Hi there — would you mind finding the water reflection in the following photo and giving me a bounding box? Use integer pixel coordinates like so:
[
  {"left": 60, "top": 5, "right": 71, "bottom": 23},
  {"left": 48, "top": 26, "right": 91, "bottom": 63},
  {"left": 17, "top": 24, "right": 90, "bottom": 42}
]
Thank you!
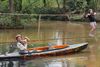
[
  {"left": 0, "top": 61, "right": 17, "bottom": 67},
  {"left": 0, "top": 60, "right": 27, "bottom": 67},
  {"left": 26, "top": 56, "right": 88, "bottom": 67},
  {"left": 86, "top": 38, "right": 99, "bottom": 67},
  {"left": 8, "top": 61, "right": 14, "bottom": 67},
  {"left": 0, "top": 56, "right": 88, "bottom": 67},
  {"left": 45, "top": 61, "right": 67, "bottom": 67}
]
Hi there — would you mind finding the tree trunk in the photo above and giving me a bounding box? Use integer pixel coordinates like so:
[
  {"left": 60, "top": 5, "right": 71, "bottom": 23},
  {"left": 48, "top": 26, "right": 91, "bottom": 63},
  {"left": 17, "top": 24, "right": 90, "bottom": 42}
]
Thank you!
[
  {"left": 43, "top": 0, "right": 47, "bottom": 7},
  {"left": 8, "top": 0, "right": 14, "bottom": 12},
  {"left": 0, "top": 0, "right": 1, "bottom": 10},
  {"left": 56, "top": 0, "right": 60, "bottom": 9},
  {"left": 63, "top": 0, "right": 66, "bottom": 8},
  {"left": 63, "top": 0, "right": 67, "bottom": 13},
  {"left": 8, "top": 0, "right": 23, "bottom": 28},
  {"left": 14, "top": 0, "right": 22, "bottom": 28}
]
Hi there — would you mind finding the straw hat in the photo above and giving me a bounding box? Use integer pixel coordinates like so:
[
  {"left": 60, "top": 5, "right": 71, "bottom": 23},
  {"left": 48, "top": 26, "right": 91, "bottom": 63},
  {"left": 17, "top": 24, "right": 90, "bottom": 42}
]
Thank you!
[
  {"left": 16, "top": 34, "right": 22, "bottom": 40},
  {"left": 16, "top": 34, "right": 21, "bottom": 37}
]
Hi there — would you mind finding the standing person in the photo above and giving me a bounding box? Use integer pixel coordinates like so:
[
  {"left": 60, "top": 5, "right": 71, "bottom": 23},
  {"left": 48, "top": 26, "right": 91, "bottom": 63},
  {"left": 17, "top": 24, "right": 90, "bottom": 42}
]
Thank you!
[
  {"left": 16, "top": 34, "right": 30, "bottom": 54},
  {"left": 85, "top": 9, "right": 97, "bottom": 37}
]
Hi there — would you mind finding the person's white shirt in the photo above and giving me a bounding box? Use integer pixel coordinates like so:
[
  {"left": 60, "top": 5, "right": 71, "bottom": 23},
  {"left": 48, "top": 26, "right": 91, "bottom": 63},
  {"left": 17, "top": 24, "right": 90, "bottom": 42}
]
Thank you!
[{"left": 17, "top": 42, "right": 27, "bottom": 50}]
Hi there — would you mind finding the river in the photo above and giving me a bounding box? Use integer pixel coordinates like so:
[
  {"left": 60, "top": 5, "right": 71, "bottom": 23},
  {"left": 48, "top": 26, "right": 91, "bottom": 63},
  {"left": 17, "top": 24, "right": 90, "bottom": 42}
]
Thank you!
[{"left": 0, "top": 21, "right": 100, "bottom": 67}]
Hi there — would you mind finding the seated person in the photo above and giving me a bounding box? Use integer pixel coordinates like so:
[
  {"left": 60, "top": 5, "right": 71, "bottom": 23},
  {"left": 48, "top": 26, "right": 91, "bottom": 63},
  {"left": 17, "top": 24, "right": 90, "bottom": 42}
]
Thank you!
[{"left": 16, "top": 34, "right": 30, "bottom": 54}]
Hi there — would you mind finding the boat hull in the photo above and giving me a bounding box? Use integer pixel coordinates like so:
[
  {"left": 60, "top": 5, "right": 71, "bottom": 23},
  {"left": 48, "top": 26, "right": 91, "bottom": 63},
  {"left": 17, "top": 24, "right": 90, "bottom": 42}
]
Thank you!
[{"left": 0, "top": 43, "right": 88, "bottom": 61}]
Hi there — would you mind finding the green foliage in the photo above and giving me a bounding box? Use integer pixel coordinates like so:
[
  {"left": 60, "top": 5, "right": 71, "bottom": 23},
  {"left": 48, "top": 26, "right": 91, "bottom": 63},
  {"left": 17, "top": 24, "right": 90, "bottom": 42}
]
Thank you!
[
  {"left": 0, "top": 16, "right": 11, "bottom": 28},
  {"left": 33, "top": 7, "right": 62, "bottom": 14},
  {"left": 14, "top": 0, "right": 22, "bottom": 12},
  {"left": 0, "top": 0, "right": 100, "bottom": 13},
  {"left": 67, "top": 0, "right": 87, "bottom": 13},
  {"left": 0, "top": 15, "right": 24, "bottom": 28},
  {"left": 87, "top": 0, "right": 98, "bottom": 10},
  {"left": 0, "top": 0, "right": 9, "bottom": 12}
]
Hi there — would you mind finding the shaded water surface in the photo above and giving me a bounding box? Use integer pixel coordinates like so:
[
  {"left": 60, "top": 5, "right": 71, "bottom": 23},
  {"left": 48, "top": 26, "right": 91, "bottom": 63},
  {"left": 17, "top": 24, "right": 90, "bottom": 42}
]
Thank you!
[{"left": 0, "top": 21, "right": 100, "bottom": 67}]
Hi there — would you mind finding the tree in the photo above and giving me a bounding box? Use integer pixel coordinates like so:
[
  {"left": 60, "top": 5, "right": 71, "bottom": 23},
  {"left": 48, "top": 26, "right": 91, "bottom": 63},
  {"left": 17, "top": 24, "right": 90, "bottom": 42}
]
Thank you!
[
  {"left": 8, "top": 0, "right": 23, "bottom": 28},
  {"left": 43, "top": 0, "right": 47, "bottom": 7},
  {"left": 67, "top": 0, "right": 87, "bottom": 13},
  {"left": 56, "top": 0, "right": 60, "bottom": 9},
  {"left": 63, "top": 0, "right": 67, "bottom": 13},
  {"left": 14, "top": 0, "right": 22, "bottom": 12},
  {"left": 8, "top": 0, "right": 14, "bottom": 12},
  {"left": 86, "top": 0, "right": 99, "bottom": 10}
]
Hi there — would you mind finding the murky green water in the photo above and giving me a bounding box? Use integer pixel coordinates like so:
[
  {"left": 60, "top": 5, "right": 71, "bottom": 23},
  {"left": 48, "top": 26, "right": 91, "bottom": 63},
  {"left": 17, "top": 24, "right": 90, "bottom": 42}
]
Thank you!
[{"left": 0, "top": 21, "right": 100, "bottom": 67}]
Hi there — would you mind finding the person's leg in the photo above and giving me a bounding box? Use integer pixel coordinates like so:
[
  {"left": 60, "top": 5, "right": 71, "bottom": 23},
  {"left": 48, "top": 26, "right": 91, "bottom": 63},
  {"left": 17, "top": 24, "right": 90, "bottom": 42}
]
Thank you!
[
  {"left": 89, "top": 22, "right": 96, "bottom": 37},
  {"left": 92, "top": 22, "right": 97, "bottom": 34}
]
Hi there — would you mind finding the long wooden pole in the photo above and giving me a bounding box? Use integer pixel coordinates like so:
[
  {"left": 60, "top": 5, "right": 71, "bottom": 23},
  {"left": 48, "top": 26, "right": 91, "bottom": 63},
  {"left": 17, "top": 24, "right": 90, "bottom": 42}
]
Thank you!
[{"left": 37, "top": 14, "right": 41, "bottom": 40}]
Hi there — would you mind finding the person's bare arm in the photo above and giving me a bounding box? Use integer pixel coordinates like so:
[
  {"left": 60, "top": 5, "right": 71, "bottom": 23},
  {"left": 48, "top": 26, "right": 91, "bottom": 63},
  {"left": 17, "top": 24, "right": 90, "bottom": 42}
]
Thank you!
[
  {"left": 85, "top": 13, "right": 90, "bottom": 17},
  {"left": 94, "top": 12, "right": 96, "bottom": 15}
]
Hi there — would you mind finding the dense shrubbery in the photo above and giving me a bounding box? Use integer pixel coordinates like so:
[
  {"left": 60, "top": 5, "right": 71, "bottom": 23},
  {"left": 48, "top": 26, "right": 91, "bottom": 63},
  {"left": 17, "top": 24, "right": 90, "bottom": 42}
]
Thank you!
[
  {"left": 32, "top": 7, "right": 69, "bottom": 21},
  {"left": 33, "top": 7, "right": 63, "bottom": 14},
  {"left": 0, "top": 16, "right": 24, "bottom": 28},
  {"left": 67, "top": 0, "right": 87, "bottom": 13}
]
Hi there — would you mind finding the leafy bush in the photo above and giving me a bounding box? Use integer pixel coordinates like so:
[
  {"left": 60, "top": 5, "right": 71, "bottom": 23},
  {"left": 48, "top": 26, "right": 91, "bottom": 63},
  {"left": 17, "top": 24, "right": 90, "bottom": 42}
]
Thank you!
[
  {"left": 32, "top": 7, "right": 69, "bottom": 21},
  {"left": 32, "top": 7, "right": 62, "bottom": 14},
  {"left": 0, "top": 16, "right": 24, "bottom": 28},
  {"left": 67, "top": 0, "right": 87, "bottom": 13}
]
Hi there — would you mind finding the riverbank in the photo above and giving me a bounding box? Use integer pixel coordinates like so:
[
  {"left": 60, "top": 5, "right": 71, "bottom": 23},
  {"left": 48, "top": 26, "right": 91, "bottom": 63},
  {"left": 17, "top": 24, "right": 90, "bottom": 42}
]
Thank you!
[{"left": 0, "top": 13, "right": 100, "bottom": 29}]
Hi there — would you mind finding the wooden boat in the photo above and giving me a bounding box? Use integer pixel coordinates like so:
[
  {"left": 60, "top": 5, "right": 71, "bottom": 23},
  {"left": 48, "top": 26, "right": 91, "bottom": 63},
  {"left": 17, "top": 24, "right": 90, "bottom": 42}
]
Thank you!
[{"left": 0, "top": 43, "right": 88, "bottom": 61}]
